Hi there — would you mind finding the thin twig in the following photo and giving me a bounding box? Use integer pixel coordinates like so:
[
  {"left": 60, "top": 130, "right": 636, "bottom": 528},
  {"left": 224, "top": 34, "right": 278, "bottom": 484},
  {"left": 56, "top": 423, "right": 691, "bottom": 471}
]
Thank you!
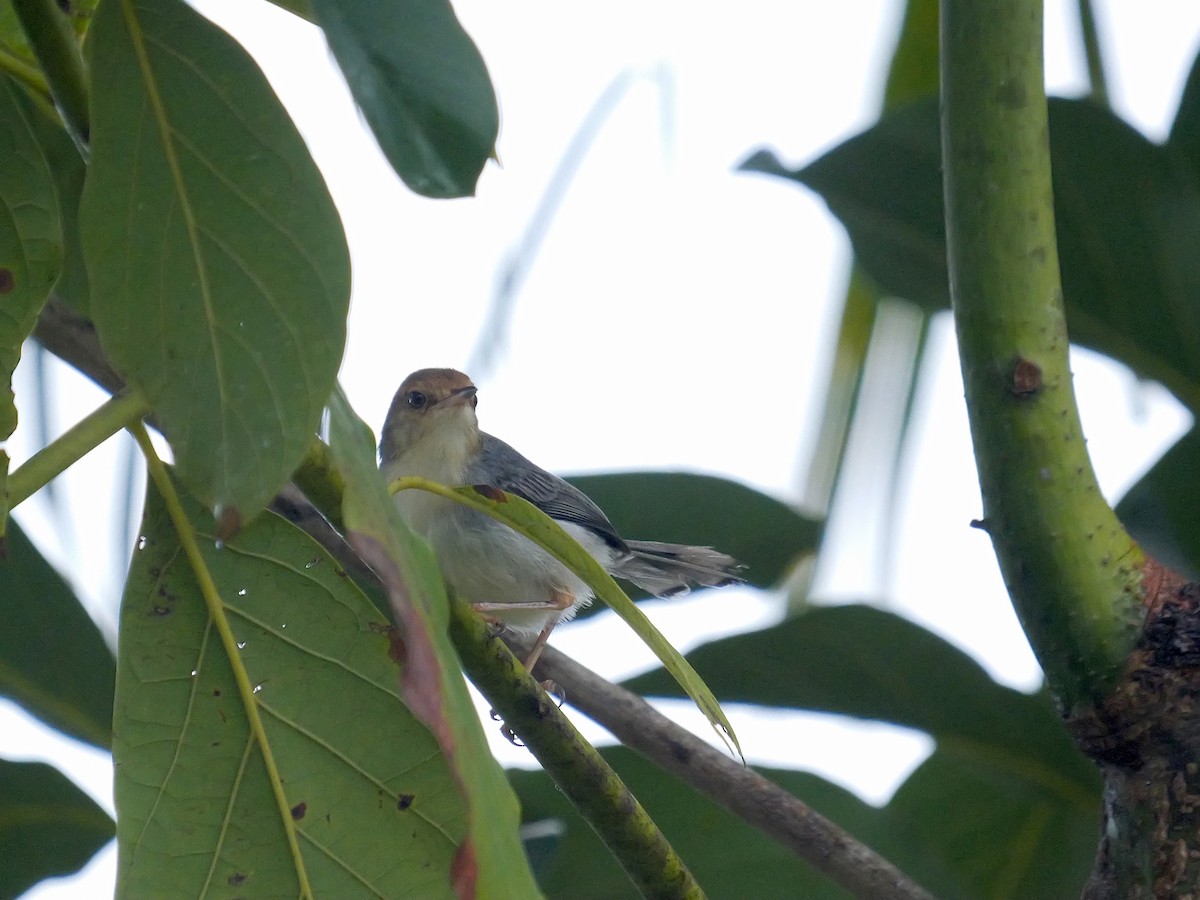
[{"left": 503, "top": 633, "right": 936, "bottom": 900}]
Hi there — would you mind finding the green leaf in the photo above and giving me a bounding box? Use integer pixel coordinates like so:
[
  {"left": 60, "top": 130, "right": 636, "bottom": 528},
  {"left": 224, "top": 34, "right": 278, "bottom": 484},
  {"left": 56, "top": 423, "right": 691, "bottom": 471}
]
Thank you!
[
  {"left": 755, "top": 97, "right": 1200, "bottom": 414},
  {"left": 26, "top": 99, "right": 89, "bottom": 315},
  {"left": 0, "top": 519, "right": 114, "bottom": 748},
  {"left": 0, "top": 73, "right": 61, "bottom": 441},
  {"left": 625, "top": 608, "right": 1101, "bottom": 898},
  {"left": 81, "top": 0, "right": 351, "bottom": 522},
  {"left": 564, "top": 471, "right": 820, "bottom": 604},
  {"left": 114, "top": 479, "right": 470, "bottom": 897},
  {"left": 885, "top": 749, "right": 1095, "bottom": 899},
  {"left": 1168, "top": 45, "right": 1200, "bottom": 180},
  {"left": 1116, "top": 428, "right": 1200, "bottom": 579},
  {"left": 388, "top": 473, "right": 743, "bottom": 760},
  {"left": 881, "top": 0, "right": 939, "bottom": 109},
  {"left": 327, "top": 387, "right": 542, "bottom": 900},
  {"left": 511, "top": 746, "right": 908, "bottom": 900},
  {"left": 0, "top": 759, "right": 114, "bottom": 899},
  {"left": 625, "top": 606, "right": 1098, "bottom": 799},
  {"left": 311, "top": 0, "right": 498, "bottom": 198},
  {"left": 0, "top": 0, "right": 97, "bottom": 64}
]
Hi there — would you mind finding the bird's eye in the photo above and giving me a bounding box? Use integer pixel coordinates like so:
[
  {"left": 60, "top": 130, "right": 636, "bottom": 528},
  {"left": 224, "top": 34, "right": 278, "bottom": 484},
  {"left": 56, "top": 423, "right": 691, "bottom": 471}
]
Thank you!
[{"left": 406, "top": 391, "right": 427, "bottom": 410}]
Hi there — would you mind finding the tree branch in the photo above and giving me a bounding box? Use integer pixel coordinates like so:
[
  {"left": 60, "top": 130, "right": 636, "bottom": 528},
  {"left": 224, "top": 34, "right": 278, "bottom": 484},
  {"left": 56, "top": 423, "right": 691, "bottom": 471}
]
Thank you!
[
  {"left": 502, "top": 632, "right": 935, "bottom": 900},
  {"left": 449, "top": 602, "right": 703, "bottom": 900},
  {"left": 940, "top": 0, "right": 1143, "bottom": 714}
]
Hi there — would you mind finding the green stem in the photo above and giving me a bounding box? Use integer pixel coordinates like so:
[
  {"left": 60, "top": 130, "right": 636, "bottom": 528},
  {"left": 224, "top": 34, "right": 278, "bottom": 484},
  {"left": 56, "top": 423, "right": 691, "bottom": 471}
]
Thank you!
[
  {"left": 8, "top": 390, "right": 150, "bottom": 509},
  {"left": 940, "top": 0, "right": 1143, "bottom": 713},
  {"left": 1076, "top": 0, "right": 1109, "bottom": 106},
  {"left": 448, "top": 599, "right": 705, "bottom": 900},
  {"left": 11, "top": 0, "right": 89, "bottom": 155},
  {"left": 131, "top": 423, "right": 313, "bottom": 899}
]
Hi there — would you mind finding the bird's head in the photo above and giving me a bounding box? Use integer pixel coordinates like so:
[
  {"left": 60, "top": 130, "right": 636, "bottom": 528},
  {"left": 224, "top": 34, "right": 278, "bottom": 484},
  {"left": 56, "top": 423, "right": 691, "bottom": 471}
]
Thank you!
[{"left": 380, "top": 368, "right": 481, "bottom": 464}]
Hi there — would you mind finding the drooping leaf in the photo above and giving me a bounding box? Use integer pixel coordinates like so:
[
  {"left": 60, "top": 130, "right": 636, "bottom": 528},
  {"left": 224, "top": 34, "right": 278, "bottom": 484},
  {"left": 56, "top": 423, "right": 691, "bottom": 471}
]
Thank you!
[
  {"left": 1116, "top": 427, "right": 1200, "bottom": 580},
  {"left": 387, "top": 472, "right": 743, "bottom": 760},
  {"left": 626, "top": 606, "right": 1099, "bottom": 798},
  {"left": 510, "top": 746, "right": 921, "bottom": 900},
  {"left": 564, "top": 471, "right": 821, "bottom": 603},
  {"left": 311, "top": 0, "right": 498, "bottom": 198},
  {"left": 0, "top": 519, "right": 114, "bottom": 748},
  {"left": 326, "top": 387, "right": 542, "bottom": 900},
  {"left": 81, "top": 0, "right": 351, "bottom": 522},
  {"left": 752, "top": 97, "right": 1200, "bottom": 414},
  {"left": 114, "top": 478, "right": 470, "bottom": 898},
  {"left": 0, "top": 73, "right": 62, "bottom": 441},
  {"left": 0, "top": 759, "right": 114, "bottom": 899}
]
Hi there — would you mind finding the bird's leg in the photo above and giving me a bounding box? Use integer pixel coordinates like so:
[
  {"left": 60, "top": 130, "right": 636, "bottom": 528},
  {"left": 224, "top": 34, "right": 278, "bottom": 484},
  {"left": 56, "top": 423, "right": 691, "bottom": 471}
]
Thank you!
[{"left": 472, "top": 588, "right": 575, "bottom": 680}]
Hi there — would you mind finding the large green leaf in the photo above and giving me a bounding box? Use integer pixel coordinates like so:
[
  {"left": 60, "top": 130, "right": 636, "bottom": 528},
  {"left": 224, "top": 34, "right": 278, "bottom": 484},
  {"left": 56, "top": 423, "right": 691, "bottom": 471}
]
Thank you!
[
  {"left": 0, "top": 519, "right": 114, "bottom": 748},
  {"left": 626, "top": 606, "right": 1099, "bottom": 805},
  {"left": 327, "top": 387, "right": 542, "bottom": 900},
  {"left": 750, "top": 97, "right": 1200, "bottom": 413},
  {"left": 81, "top": 0, "right": 351, "bottom": 522},
  {"left": 0, "top": 759, "right": 114, "bottom": 898},
  {"left": 886, "top": 749, "right": 1096, "bottom": 899},
  {"left": 0, "top": 74, "right": 61, "bottom": 441},
  {"left": 564, "top": 471, "right": 820, "bottom": 604},
  {"left": 312, "top": 0, "right": 498, "bottom": 198},
  {"left": 114, "top": 479, "right": 470, "bottom": 897},
  {"left": 1116, "top": 428, "right": 1200, "bottom": 579},
  {"left": 509, "top": 746, "right": 903, "bottom": 900},
  {"left": 625, "top": 607, "right": 1101, "bottom": 897}
]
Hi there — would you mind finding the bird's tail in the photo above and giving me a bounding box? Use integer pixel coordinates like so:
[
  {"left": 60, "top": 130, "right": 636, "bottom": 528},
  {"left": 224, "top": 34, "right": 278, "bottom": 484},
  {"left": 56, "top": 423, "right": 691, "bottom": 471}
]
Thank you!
[{"left": 611, "top": 541, "right": 744, "bottom": 597}]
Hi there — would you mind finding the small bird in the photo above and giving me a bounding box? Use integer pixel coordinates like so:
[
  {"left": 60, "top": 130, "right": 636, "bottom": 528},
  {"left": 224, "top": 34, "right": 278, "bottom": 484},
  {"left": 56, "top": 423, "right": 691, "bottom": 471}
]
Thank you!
[{"left": 379, "top": 368, "right": 744, "bottom": 675}]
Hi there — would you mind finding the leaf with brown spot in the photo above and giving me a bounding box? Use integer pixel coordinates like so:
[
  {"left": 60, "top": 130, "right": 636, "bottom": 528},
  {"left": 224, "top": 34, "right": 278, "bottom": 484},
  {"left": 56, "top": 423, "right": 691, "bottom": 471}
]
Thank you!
[{"left": 114, "top": 476, "right": 470, "bottom": 896}]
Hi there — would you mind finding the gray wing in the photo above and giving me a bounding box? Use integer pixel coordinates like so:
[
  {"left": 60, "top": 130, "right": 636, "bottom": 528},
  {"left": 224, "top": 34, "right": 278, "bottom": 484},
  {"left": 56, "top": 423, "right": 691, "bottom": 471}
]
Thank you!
[{"left": 470, "top": 433, "right": 627, "bottom": 551}]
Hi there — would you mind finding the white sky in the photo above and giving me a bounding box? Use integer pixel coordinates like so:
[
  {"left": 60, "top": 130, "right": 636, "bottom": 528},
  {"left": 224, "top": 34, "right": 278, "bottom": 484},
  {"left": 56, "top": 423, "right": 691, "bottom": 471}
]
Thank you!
[{"left": 8, "top": 1, "right": 1200, "bottom": 895}]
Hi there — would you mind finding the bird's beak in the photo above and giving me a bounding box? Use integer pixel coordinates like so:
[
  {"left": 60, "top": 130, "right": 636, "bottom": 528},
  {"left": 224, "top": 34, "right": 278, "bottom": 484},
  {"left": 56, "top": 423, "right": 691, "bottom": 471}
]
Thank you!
[{"left": 440, "top": 385, "right": 477, "bottom": 408}]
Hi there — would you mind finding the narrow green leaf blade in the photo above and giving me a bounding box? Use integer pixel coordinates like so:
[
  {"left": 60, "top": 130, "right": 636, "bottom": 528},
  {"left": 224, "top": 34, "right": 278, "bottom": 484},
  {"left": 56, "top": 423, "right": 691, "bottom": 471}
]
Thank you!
[
  {"left": 327, "top": 387, "right": 542, "bottom": 900},
  {"left": 0, "top": 759, "right": 114, "bottom": 899},
  {"left": 115, "top": 480, "right": 469, "bottom": 897},
  {"left": 388, "top": 474, "right": 743, "bottom": 759},
  {"left": 0, "top": 74, "right": 62, "bottom": 440},
  {"left": 565, "top": 472, "right": 821, "bottom": 600},
  {"left": 0, "top": 519, "right": 114, "bottom": 748},
  {"left": 312, "top": 0, "right": 498, "bottom": 198},
  {"left": 81, "top": 0, "right": 351, "bottom": 521}
]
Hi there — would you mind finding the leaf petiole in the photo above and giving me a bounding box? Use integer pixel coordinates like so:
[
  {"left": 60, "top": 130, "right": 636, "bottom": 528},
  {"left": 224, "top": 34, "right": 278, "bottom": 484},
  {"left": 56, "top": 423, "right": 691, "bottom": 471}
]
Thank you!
[{"left": 7, "top": 389, "right": 150, "bottom": 510}]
